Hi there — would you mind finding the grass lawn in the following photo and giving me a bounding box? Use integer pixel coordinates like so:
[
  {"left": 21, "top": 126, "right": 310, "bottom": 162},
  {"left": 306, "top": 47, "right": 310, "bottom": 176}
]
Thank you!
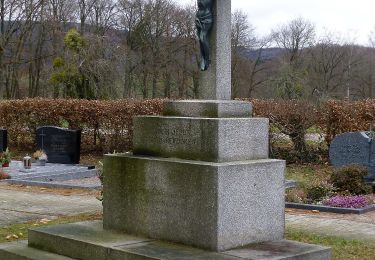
[
  {"left": 286, "top": 228, "right": 375, "bottom": 260},
  {"left": 0, "top": 213, "right": 102, "bottom": 243},
  {"left": 286, "top": 164, "right": 332, "bottom": 186}
]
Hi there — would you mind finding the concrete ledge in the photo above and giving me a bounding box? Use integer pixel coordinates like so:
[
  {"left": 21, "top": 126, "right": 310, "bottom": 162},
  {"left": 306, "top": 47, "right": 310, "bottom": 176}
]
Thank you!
[
  {"left": 133, "top": 116, "right": 269, "bottom": 162},
  {"left": 286, "top": 202, "right": 375, "bottom": 214},
  {"left": 0, "top": 241, "right": 73, "bottom": 259},
  {"left": 23, "top": 221, "right": 331, "bottom": 260},
  {"left": 163, "top": 100, "right": 252, "bottom": 118}
]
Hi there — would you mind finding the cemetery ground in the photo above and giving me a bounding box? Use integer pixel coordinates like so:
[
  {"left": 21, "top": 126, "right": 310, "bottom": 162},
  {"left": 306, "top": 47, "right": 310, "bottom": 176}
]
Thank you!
[
  {"left": 0, "top": 160, "right": 375, "bottom": 259},
  {"left": 0, "top": 132, "right": 374, "bottom": 259},
  {"left": 0, "top": 185, "right": 374, "bottom": 259}
]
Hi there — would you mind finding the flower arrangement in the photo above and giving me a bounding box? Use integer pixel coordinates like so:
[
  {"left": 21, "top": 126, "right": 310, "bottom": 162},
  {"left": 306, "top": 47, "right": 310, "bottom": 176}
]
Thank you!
[
  {"left": 0, "top": 169, "right": 10, "bottom": 180},
  {"left": 323, "top": 195, "right": 371, "bottom": 209},
  {"left": 33, "top": 150, "right": 47, "bottom": 161},
  {"left": 0, "top": 148, "right": 12, "bottom": 167}
]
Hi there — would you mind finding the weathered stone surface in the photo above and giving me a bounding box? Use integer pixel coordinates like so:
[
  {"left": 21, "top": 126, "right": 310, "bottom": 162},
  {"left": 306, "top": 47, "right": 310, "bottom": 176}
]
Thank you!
[
  {"left": 223, "top": 240, "right": 332, "bottom": 260},
  {"left": 103, "top": 154, "right": 285, "bottom": 252},
  {"left": 133, "top": 116, "right": 268, "bottom": 162},
  {"left": 369, "top": 141, "right": 375, "bottom": 180},
  {"left": 329, "top": 132, "right": 375, "bottom": 181},
  {"left": 163, "top": 100, "right": 252, "bottom": 118},
  {"left": 0, "top": 221, "right": 329, "bottom": 260},
  {"left": 28, "top": 221, "right": 153, "bottom": 260},
  {"left": 0, "top": 241, "right": 73, "bottom": 260},
  {"left": 199, "top": 0, "right": 231, "bottom": 100},
  {"left": 330, "top": 132, "right": 370, "bottom": 167}
]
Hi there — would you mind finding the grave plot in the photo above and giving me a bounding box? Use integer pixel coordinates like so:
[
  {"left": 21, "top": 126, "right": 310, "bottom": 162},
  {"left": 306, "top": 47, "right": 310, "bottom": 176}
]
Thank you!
[{"left": 2, "top": 161, "right": 99, "bottom": 189}]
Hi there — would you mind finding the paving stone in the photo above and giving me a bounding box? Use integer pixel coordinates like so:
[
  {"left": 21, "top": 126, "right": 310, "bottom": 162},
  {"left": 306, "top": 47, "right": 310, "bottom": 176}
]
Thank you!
[{"left": 0, "top": 189, "right": 102, "bottom": 227}]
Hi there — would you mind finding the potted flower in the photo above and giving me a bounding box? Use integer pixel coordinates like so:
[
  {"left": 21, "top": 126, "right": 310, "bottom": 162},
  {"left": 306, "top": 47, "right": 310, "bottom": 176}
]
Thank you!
[
  {"left": 0, "top": 169, "right": 10, "bottom": 180},
  {"left": 0, "top": 148, "right": 12, "bottom": 167},
  {"left": 33, "top": 150, "right": 48, "bottom": 166}
]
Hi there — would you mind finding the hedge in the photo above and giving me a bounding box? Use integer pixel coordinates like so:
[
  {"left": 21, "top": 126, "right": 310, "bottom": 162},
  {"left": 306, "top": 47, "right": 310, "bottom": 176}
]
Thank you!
[
  {"left": 0, "top": 98, "right": 374, "bottom": 159},
  {"left": 0, "top": 98, "right": 163, "bottom": 153}
]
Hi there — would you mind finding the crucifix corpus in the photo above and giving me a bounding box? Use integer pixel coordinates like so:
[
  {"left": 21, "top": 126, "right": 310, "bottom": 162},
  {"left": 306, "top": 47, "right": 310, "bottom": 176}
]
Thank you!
[{"left": 196, "top": 0, "right": 232, "bottom": 100}]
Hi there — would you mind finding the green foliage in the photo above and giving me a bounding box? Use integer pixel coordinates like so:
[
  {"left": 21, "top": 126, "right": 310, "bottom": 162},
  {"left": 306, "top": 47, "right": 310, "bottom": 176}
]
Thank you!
[
  {"left": 330, "top": 165, "right": 372, "bottom": 195},
  {"left": 0, "top": 148, "right": 12, "bottom": 164},
  {"left": 64, "top": 29, "right": 85, "bottom": 53},
  {"left": 53, "top": 57, "right": 64, "bottom": 69},
  {"left": 50, "top": 65, "right": 81, "bottom": 98},
  {"left": 286, "top": 188, "right": 307, "bottom": 203},
  {"left": 59, "top": 118, "right": 70, "bottom": 128},
  {"left": 305, "top": 181, "right": 334, "bottom": 203}
]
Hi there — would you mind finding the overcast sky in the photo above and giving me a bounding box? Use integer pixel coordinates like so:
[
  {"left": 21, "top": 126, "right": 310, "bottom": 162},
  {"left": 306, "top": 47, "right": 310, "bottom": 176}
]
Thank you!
[{"left": 177, "top": 0, "right": 375, "bottom": 46}]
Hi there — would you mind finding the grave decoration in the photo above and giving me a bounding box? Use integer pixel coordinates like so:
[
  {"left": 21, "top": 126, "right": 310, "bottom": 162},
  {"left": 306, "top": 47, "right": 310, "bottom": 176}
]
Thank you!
[
  {"left": 36, "top": 126, "right": 81, "bottom": 165},
  {"left": 33, "top": 150, "right": 48, "bottom": 166}
]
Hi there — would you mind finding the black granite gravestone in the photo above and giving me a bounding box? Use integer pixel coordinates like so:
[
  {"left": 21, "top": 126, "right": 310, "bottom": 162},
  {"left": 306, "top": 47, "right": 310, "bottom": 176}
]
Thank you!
[
  {"left": 0, "top": 129, "right": 7, "bottom": 152},
  {"left": 329, "top": 132, "right": 374, "bottom": 181},
  {"left": 36, "top": 126, "right": 81, "bottom": 164}
]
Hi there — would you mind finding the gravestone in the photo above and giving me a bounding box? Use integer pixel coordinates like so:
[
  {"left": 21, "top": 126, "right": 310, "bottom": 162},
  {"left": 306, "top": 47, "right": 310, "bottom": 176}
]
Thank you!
[
  {"left": 330, "top": 132, "right": 375, "bottom": 181},
  {"left": 0, "top": 0, "right": 331, "bottom": 259},
  {"left": 0, "top": 129, "right": 7, "bottom": 152},
  {"left": 36, "top": 126, "right": 81, "bottom": 164}
]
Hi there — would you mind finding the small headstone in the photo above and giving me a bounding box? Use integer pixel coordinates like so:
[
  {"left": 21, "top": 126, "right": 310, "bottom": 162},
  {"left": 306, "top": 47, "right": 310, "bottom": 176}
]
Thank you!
[
  {"left": 0, "top": 129, "right": 8, "bottom": 152},
  {"left": 329, "top": 132, "right": 374, "bottom": 181},
  {"left": 36, "top": 126, "right": 81, "bottom": 164},
  {"left": 329, "top": 132, "right": 370, "bottom": 167}
]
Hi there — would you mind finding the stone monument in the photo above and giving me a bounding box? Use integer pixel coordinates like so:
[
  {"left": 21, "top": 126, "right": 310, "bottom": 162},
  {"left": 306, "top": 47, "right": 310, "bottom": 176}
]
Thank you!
[
  {"left": 0, "top": 128, "right": 7, "bottom": 152},
  {"left": 0, "top": 0, "right": 331, "bottom": 258},
  {"left": 330, "top": 132, "right": 375, "bottom": 183},
  {"left": 36, "top": 126, "right": 82, "bottom": 164}
]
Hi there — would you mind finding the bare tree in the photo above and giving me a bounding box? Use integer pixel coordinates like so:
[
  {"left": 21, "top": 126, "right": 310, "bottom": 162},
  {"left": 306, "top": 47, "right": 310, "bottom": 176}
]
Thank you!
[
  {"left": 231, "top": 9, "right": 255, "bottom": 97},
  {"left": 272, "top": 17, "right": 315, "bottom": 65}
]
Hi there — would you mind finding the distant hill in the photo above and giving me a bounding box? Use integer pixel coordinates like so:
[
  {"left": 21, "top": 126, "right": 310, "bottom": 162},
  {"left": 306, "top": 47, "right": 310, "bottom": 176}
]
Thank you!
[{"left": 238, "top": 47, "right": 285, "bottom": 61}]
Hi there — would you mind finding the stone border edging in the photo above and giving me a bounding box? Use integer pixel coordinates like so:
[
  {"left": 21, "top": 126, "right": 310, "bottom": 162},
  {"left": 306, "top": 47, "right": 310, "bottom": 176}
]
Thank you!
[
  {"left": 286, "top": 202, "right": 375, "bottom": 214},
  {"left": 3, "top": 179, "right": 101, "bottom": 190}
]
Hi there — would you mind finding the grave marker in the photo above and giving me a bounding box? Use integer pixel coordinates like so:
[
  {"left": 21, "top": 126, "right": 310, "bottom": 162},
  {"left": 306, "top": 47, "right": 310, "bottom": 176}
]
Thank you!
[
  {"left": 330, "top": 132, "right": 375, "bottom": 181},
  {"left": 36, "top": 126, "right": 81, "bottom": 164},
  {"left": 0, "top": 129, "right": 7, "bottom": 152}
]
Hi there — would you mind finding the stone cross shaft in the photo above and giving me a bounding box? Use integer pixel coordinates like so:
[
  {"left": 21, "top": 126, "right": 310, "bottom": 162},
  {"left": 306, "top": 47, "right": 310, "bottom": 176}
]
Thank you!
[{"left": 199, "top": 0, "right": 231, "bottom": 100}]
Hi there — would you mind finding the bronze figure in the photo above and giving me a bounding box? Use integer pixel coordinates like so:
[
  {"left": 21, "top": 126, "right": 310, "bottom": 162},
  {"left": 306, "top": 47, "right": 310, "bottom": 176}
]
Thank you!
[{"left": 196, "top": 0, "right": 214, "bottom": 71}]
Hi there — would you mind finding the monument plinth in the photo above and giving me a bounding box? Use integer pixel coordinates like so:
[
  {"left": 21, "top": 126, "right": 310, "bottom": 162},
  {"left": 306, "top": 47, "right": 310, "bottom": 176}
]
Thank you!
[{"left": 0, "top": 0, "right": 331, "bottom": 259}]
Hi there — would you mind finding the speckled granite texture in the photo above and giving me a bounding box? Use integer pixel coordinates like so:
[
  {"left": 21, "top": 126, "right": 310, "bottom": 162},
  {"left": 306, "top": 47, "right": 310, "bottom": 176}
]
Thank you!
[{"left": 103, "top": 154, "right": 285, "bottom": 252}]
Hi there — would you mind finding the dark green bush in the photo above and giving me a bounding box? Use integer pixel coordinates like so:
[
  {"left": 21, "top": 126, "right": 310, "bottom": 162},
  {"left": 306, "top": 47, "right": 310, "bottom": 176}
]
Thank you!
[{"left": 330, "top": 165, "right": 372, "bottom": 195}]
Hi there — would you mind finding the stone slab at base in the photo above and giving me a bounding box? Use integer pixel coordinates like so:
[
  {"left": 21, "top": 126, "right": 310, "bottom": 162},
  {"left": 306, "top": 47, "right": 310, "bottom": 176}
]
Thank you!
[
  {"left": 0, "top": 221, "right": 331, "bottom": 260},
  {"left": 133, "top": 116, "right": 269, "bottom": 162},
  {"left": 103, "top": 154, "right": 285, "bottom": 252},
  {"left": 0, "top": 241, "right": 73, "bottom": 260},
  {"left": 163, "top": 100, "right": 252, "bottom": 118}
]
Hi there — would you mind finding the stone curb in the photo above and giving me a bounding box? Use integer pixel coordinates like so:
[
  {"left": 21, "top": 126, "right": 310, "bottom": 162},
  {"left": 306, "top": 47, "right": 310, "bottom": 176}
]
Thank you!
[{"left": 286, "top": 202, "right": 375, "bottom": 214}]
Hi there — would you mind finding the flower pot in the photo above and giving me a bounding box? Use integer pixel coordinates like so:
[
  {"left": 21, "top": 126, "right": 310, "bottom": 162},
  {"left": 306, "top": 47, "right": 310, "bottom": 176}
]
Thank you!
[
  {"left": 36, "top": 159, "right": 47, "bottom": 166},
  {"left": 2, "top": 162, "right": 9, "bottom": 168}
]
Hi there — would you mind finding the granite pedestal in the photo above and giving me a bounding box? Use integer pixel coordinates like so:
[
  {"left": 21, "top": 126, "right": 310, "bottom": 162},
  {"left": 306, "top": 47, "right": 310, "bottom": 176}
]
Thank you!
[{"left": 103, "top": 155, "right": 285, "bottom": 251}]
